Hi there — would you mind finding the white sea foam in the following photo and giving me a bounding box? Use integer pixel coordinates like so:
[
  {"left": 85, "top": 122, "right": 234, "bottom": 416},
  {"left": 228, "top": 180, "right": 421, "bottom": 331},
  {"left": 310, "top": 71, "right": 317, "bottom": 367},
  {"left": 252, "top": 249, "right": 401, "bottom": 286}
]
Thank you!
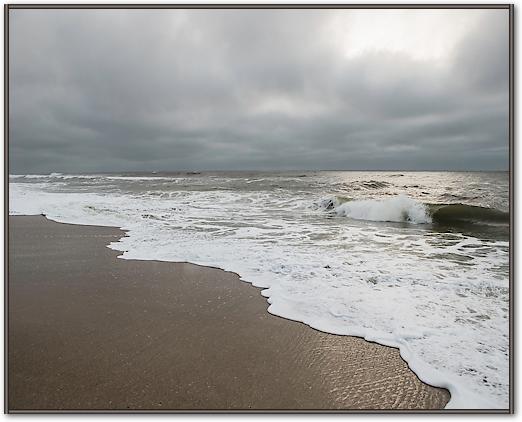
[
  {"left": 105, "top": 176, "right": 176, "bottom": 181},
  {"left": 55, "top": 174, "right": 101, "bottom": 180},
  {"left": 9, "top": 177, "right": 509, "bottom": 409},
  {"left": 22, "top": 174, "right": 51, "bottom": 179},
  {"left": 334, "top": 195, "right": 432, "bottom": 224}
]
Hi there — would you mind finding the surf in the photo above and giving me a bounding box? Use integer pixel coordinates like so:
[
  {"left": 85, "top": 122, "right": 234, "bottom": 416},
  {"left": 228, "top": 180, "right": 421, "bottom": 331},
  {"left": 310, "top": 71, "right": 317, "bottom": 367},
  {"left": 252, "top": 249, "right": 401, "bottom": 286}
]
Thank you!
[
  {"left": 9, "top": 173, "right": 510, "bottom": 409},
  {"left": 318, "top": 195, "right": 509, "bottom": 228}
]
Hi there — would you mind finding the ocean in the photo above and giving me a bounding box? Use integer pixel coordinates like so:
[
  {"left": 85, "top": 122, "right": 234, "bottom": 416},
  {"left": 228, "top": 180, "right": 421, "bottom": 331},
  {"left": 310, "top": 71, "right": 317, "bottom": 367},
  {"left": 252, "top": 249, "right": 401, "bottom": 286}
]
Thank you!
[{"left": 9, "top": 171, "right": 510, "bottom": 409}]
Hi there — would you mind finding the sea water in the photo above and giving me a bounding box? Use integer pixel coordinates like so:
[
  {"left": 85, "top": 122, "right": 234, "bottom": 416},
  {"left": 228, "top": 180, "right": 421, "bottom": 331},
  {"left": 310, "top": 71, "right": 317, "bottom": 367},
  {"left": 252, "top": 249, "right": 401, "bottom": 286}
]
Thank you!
[{"left": 9, "top": 171, "right": 510, "bottom": 409}]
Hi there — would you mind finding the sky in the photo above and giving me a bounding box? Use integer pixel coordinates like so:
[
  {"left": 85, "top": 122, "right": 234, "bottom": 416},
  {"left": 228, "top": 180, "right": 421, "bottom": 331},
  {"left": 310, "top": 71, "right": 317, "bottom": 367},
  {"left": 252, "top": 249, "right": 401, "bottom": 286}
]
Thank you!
[{"left": 9, "top": 8, "right": 510, "bottom": 173}]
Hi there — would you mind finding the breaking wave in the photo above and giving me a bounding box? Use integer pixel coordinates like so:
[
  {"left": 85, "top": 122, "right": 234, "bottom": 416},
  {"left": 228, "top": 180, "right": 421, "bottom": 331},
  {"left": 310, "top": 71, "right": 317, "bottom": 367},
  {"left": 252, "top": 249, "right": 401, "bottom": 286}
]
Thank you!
[
  {"left": 318, "top": 195, "right": 509, "bottom": 227},
  {"left": 318, "top": 195, "right": 431, "bottom": 224}
]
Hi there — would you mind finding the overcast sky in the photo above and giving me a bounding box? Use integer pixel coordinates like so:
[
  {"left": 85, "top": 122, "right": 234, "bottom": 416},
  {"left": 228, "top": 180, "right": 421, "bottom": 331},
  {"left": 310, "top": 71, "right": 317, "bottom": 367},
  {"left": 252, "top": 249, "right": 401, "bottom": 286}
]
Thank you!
[{"left": 9, "top": 8, "right": 509, "bottom": 173}]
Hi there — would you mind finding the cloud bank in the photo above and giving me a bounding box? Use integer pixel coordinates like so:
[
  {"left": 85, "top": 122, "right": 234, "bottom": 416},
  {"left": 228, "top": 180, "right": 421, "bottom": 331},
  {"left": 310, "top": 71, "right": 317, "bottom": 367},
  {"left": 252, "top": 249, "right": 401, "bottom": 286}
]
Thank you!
[{"left": 9, "top": 8, "right": 509, "bottom": 173}]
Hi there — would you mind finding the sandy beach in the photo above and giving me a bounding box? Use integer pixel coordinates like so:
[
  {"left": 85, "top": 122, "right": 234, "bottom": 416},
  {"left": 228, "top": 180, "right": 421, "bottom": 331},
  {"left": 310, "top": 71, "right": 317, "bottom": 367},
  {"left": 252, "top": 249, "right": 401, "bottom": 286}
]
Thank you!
[{"left": 7, "top": 215, "right": 449, "bottom": 411}]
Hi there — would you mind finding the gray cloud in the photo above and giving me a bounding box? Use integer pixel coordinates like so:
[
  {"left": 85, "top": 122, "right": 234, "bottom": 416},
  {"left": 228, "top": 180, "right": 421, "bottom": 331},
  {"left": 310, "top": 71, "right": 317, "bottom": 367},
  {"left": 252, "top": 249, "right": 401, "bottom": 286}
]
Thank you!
[{"left": 9, "top": 8, "right": 509, "bottom": 173}]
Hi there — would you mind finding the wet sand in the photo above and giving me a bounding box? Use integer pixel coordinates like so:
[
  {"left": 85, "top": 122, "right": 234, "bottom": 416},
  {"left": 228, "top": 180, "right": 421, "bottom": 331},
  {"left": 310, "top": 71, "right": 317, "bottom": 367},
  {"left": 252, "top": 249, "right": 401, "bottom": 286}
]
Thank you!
[{"left": 8, "top": 215, "right": 449, "bottom": 411}]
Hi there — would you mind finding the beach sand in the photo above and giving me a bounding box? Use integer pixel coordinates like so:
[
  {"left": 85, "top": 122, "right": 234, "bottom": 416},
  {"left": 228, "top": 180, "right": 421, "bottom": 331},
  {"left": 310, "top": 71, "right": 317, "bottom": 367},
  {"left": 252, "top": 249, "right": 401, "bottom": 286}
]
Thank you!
[{"left": 8, "top": 215, "right": 449, "bottom": 411}]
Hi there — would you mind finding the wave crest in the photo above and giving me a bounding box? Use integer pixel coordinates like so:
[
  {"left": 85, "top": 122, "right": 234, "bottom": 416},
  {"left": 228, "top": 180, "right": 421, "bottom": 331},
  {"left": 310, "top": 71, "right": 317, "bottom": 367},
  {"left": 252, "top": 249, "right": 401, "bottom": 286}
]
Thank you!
[
  {"left": 318, "top": 195, "right": 509, "bottom": 228},
  {"left": 320, "top": 195, "right": 431, "bottom": 224}
]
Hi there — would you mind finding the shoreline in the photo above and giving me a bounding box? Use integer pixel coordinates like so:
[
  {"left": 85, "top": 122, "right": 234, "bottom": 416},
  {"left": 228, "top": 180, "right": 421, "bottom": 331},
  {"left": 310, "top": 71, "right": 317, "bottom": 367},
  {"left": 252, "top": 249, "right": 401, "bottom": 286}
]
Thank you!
[{"left": 8, "top": 215, "right": 450, "bottom": 411}]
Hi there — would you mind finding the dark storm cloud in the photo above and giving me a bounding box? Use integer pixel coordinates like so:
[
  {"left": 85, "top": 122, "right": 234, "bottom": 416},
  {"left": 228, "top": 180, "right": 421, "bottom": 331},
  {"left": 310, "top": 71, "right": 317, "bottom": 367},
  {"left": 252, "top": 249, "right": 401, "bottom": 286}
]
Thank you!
[{"left": 9, "top": 9, "right": 509, "bottom": 173}]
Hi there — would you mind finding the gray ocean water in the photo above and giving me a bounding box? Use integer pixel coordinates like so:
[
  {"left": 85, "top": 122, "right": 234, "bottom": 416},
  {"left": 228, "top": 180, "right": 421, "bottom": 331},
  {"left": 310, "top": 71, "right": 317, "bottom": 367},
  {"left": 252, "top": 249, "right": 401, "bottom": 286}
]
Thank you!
[{"left": 9, "top": 171, "right": 510, "bottom": 408}]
